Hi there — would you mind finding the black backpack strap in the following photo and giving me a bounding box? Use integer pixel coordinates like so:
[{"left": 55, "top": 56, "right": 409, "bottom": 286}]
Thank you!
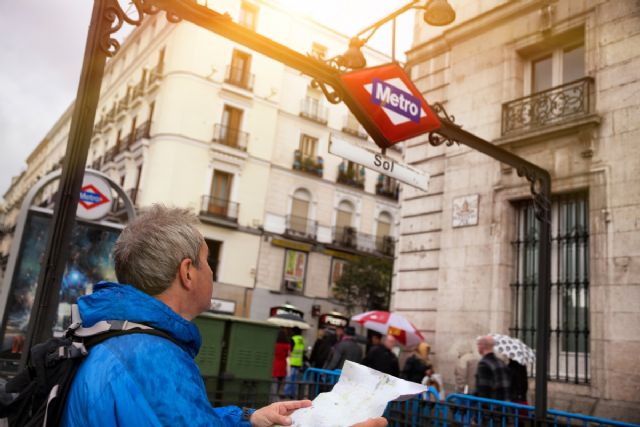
[{"left": 82, "top": 327, "right": 180, "bottom": 349}]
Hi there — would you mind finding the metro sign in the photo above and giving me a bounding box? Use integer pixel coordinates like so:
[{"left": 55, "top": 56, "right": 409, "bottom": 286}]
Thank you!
[
  {"left": 340, "top": 63, "right": 441, "bottom": 148},
  {"left": 79, "top": 185, "right": 109, "bottom": 209}
]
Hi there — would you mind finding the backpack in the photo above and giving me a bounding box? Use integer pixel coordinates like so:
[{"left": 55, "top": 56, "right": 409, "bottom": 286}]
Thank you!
[{"left": 0, "top": 306, "right": 176, "bottom": 427}]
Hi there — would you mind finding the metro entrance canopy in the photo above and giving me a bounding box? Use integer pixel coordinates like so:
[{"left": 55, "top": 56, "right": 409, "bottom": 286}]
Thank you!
[{"left": 27, "top": 0, "right": 553, "bottom": 420}]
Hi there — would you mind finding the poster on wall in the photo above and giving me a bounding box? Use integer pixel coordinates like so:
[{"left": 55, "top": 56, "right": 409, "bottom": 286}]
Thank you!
[
  {"left": 0, "top": 210, "right": 120, "bottom": 362},
  {"left": 283, "top": 249, "right": 307, "bottom": 293}
]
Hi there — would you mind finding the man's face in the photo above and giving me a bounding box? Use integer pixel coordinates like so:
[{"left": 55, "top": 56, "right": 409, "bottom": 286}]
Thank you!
[{"left": 192, "top": 241, "right": 214, "bottom": 315}]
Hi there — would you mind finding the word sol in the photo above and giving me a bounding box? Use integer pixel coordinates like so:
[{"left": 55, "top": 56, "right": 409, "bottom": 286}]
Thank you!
[{"left": 374, "top": 154, "right": 395, "bottom": 172}]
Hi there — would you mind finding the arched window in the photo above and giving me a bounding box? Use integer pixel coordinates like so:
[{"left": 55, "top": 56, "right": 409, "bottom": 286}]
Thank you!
[
  {"left": 290, "top": 188, "right": 311, "bottom": 234},
  {"left": 376, "top": 211, "right": 393, "bottom": 254},
  {"left": 334, "top": 200, "right": 355, "bottom": 245}
]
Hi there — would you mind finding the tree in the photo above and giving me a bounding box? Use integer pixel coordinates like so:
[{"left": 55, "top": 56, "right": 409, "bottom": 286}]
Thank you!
[{"left": 333, "top": 256, "right": 392, "bottom": 315}]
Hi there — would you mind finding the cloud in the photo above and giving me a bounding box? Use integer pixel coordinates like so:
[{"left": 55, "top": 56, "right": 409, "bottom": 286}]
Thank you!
[{"left": 0, "top": 0, "right": 92, "bottom": 199}]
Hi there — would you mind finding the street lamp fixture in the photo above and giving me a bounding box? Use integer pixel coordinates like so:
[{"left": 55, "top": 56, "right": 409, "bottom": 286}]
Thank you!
[
  {"left": 335, "top": 0, "right": 456, "bottom": 69},
  {"left": 423, "top": 0, "right": 456, "bottom": 26}
]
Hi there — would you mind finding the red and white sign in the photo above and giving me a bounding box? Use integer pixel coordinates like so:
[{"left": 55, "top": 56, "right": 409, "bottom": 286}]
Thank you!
[
  {"left": 76, "top": 175, "right": 113, "bottom": 220},
  {"left": 340, "top": 63, "right": 441, "bottom": 147}
]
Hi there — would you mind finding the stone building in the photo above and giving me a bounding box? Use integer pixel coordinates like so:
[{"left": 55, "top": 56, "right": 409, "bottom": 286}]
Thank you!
[
  {"left": 396, "top": 0, "right": 640, "bottom": 421},
  {"left": 0, "top": 0, "right": 399, "bottom": 337}
]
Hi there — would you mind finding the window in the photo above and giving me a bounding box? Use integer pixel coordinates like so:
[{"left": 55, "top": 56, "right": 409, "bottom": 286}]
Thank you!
[
  {"left": 205, "top": 239, "right": 222, "bottom": 282},
  {"left": 227, "top": 50, "right": 252, "bottom": 89},
  {"left": 376, "top": 212, "right": 392, "bottom": 239},
  {"left": 529, "top": 44, "right": 584, "bottom": 94},
  {"left": 283, "top": 250, "right": 307, "bottom": 293},
  {"left": 511, "top": 192, "right": 589, "bottom": 383},
  {"left": 334, "top": 200, "right": 355, "bottom": 245},
  {"left": 290, "top": 189, "right": 311, "bottom": 235},
  {"left": 208, "top": 170, "right": 233, "bottom": 217},
  {"left": 239, "top": 1, "right": 258, "bottom": 30},
  {"left": 299, "top": 134, "right": 318, "bottom": 159},
  {"left": 221, "top": 105, "right": 243, "bottom": 146}
]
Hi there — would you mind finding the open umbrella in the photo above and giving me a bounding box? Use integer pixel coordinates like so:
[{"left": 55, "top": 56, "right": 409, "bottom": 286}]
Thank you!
[
  {"left": 490, "top": 333, "right": 535, "bottom": 365},
  {"left": 267, "top": 313, "right": 310, "bottom": 330},
  {"left": 351, "top": 311, "right": 424, "bottom": 347}
]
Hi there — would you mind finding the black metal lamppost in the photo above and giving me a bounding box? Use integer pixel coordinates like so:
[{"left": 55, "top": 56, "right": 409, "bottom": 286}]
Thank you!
[{"left": 24, "top": 0, "right": 550, "bottom": 421}]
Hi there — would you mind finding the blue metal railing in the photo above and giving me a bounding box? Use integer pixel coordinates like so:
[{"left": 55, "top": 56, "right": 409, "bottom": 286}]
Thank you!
[{"left": 299, "top": 369, "right": 638, "bottom": 427}]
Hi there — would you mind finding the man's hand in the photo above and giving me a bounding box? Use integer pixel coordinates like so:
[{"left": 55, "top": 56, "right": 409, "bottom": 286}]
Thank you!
[
  {"left": 249, "top": 400, "right": 312, "bottom": 427},
  {"left": 352, "top": 418, "right": 388, "bottom": 427}
]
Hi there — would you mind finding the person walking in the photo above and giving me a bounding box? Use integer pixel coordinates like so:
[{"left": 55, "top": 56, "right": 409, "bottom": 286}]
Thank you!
[
  {"left": 324, "top": 326, "right": 363, "bottom": 370},
  {"left": 59, "top": 205, "right": 385, "bottom": 427},
  {"left": 362, "top": 335, "right": 400, "bottom": 377},
  {"left": 401, "top": 342, "right": 430, "bottom": 383},
  {"left": 508, "top": 359, "right": 528, "bottom": 405},
  {"left": 474, "top": 335, "right": 510, "bottom": 401},
  {"left": 271, "top": 328, "right": 290, "bottom": 399},
  {"left": 283, "top": 327, "right": 305, "bottom": 399},
  {"left": 309, "top": 327, "right": 337, "bottom": 369}
]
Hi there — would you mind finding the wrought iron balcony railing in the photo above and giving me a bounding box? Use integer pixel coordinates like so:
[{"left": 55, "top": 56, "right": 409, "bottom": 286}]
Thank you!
[
  {"left": 224, "top": 65, "right": 254, "bottom": 91},
  {"left": 331, "top": 226, "right": 395, "bottom": 256},
  {"left": 300, "top": 98, "right": 328, "bottom": 124},
  {"left": 501, "top": 77, "right": 594, "bottom": 136},
  {"left": 337, "top": 162, "right": 365, "bottom": 189},
  {"left": 292, "top": 150, "right": 323, "bottom": 177},
  {"left": 212, "top": 124, "right": 248, "bottom": 151},
  {"left": 285, "top": 215, "right": 318, "bottom": 239},
  {"left": 200, "top": 196, "right": 239, "bottom": 222},
  {"left": 376, "top": 175, "right": 399, "bottom": 201},
  {"left": 342, "top": 115, "right": 368, "bottom": 139},
  {"left": 121, "top": 121, "right": 151, "bottom": 149}
]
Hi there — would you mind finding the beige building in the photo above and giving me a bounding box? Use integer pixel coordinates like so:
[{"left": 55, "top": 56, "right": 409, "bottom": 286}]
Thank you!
[
  {"left": 396, "top": 0, "right": 640, "bottom": 421},
  {"left": 0, "top": 0, "right": 399, "bottom": 334}
]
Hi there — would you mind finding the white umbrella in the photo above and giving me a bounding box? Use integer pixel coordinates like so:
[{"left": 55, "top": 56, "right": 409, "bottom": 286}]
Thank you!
[
  {"left": 490, "top": 333, "right": 535, "bottom": 365},
  {"left": 267, "top": 314, "right": 310, "bottom": 330}
]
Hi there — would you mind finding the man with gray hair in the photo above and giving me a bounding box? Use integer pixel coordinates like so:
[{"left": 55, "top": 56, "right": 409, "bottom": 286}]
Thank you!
[
  {"left": 474, "top": 335, "right": 510, "bottom": 401},
  {"left": 60, "top": 205, "right": 385, "bottom": 427}
]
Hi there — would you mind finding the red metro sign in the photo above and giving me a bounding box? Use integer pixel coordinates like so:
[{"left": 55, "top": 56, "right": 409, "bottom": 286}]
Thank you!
[{"left": 340, "top": 63, "right": 441, "bottom": 147}]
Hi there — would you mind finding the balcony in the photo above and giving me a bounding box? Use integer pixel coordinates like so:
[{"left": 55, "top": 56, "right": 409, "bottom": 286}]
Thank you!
[
  {"left": 376, "top": 175, "right": 399, "bottom": 201},
  {"left": 342, "top": 115, "right": 368, "bottom": 139},
  {"left": 132, "top": 72, "right": 147, "bottom": 100},
  {"left": 200, "top": 196, "right": 239, "bottom": 223},
  {"left": 292, "top": 150, "right": 323, "bottom": 177},
  {"left": 133, "top": 120, "right": 151, "bottom": 144},
  {"left": 212, "top": 124, "right": 248, "bottom": 151},
  {"left": 285, "top": 215, "right": 318, "bottom": 240},
  {"left": 300, "top": 98, "right": 328, "bottom": 124},
  {"left": 224, "top": 65, "right": 254, "bottom": 91},
  {"left": 501, "top": 77, "right": 595, "bottom": 137},
  {"left": 337, "top": 162, "right": 365, "bottom": 190},
  {"left": 331, "top": 227, "right": 395, "bottom": 256},
  {"left": 148, "top": 61, "right": 164, "bottom": 90},
  {"left": 333, "top": 226, "right": 358, "bottom": 249}
]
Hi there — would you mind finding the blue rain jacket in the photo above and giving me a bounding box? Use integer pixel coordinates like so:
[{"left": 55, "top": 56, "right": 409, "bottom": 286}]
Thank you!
[{"left": 61, "top": 281, "right": 252, "bottom": 427}]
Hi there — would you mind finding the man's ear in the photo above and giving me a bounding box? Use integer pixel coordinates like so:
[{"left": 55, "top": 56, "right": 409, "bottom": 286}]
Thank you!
[{"left": 177, "top": 257, "right": 194, "bottom": 290}]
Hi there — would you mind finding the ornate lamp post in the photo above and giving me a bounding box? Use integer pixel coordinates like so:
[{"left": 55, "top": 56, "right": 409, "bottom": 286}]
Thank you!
[{"left": 24, "top": 0, "right": 550, "bottom": 421}]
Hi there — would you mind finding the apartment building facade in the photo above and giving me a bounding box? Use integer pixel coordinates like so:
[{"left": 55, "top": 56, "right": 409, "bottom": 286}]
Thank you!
[
  {"left": 396, "top": 0, "right": 640, "bottom": 420},
  {"left": 0, "top": 0, "right": 399, "bottom": 335}
]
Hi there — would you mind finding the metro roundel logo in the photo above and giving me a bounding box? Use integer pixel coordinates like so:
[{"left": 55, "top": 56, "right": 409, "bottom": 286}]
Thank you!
[{"left": 340, "top": 63, "right": 441, "bottom": 146}]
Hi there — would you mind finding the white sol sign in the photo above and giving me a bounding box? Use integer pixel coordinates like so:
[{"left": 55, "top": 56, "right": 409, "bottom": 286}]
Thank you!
[{"left": 329, "top": 136, "right": 430, "bottom": 192}]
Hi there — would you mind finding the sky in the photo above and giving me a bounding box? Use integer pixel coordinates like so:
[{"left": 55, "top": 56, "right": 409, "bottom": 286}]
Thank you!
[{"left": 0, "top": 0, "right": 414, "bottom": 200}]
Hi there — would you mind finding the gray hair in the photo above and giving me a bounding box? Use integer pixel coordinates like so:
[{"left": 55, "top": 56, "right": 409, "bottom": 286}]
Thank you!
[{"left": 114, "top": 205, "right": 204, "bottom": 295}]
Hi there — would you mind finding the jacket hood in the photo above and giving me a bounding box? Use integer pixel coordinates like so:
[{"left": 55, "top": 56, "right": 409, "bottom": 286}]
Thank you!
[{"left": 77, "top": 281, "right": 201, "bottom": 357}]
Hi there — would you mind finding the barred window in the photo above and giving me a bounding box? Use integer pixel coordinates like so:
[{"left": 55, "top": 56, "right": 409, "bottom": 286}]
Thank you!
[{"left": 511, "top": 192, "right": 590, "bottom": 383}]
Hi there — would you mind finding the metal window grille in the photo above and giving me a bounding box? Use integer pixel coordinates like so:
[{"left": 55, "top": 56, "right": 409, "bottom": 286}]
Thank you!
[{"left": 510, "top": 192, "right": 590, "bottom": 383}]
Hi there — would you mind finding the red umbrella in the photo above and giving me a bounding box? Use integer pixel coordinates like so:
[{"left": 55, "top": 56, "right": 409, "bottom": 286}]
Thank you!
[{"left": 351, "top": 310, "right": 424, "bottom": 347}]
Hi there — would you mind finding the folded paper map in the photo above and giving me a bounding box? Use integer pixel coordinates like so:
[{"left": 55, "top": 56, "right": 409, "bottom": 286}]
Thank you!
[{"left": 290, "top": 361, "right": 427, "bottom": 427}]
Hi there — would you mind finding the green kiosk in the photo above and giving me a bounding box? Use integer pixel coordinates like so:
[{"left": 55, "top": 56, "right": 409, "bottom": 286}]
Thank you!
[{"left": 193, "top": 312, "right": 279, "bottom": 408}]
